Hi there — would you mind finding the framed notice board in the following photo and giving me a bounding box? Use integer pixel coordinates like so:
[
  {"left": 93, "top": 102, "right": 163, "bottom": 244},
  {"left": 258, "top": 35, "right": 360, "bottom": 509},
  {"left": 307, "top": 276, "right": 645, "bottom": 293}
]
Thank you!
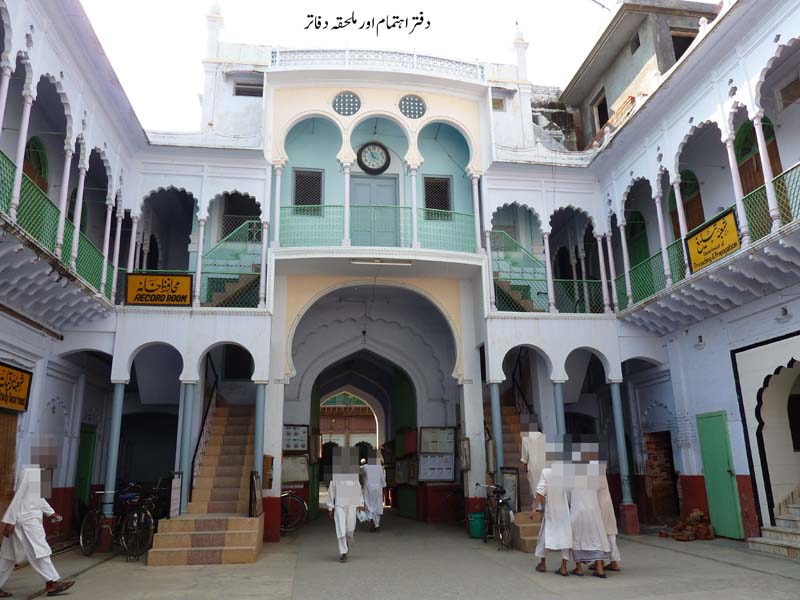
[
  {"left": 283, "top": 424, "right": 309, "bottom": 453},
  {"left": 418, "top": 453, "right": 455, "bottom": 482},
  {"left": 419, "top": 427, "right": 456, "bottom": 454}
]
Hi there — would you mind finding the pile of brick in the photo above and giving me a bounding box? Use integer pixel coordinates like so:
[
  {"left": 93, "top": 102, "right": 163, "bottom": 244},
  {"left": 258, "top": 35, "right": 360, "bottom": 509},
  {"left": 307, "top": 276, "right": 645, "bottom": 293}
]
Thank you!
[{"left": 657, "top": 510, "right": 714, "bottom": 542}]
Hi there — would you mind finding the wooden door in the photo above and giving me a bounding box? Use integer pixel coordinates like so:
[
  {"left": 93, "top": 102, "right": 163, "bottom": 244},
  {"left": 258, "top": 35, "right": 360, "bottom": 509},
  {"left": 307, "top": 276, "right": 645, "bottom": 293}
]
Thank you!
[
  {"left": 0, "top": 411, "right": 17, "bottom": 519},
  {"left": 350, "top": 175, "right": 399, "bottom": 247}
]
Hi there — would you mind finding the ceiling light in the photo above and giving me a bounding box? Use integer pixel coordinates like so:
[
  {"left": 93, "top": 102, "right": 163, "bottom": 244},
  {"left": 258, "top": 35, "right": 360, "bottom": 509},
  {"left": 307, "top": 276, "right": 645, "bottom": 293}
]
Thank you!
[{"left": 350, "top": 259, "right": 412, "bottom": 267}]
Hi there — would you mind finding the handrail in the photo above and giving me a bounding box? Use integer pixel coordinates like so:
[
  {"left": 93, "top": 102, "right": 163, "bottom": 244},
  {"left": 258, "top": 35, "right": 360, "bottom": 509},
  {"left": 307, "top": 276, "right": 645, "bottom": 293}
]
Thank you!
[
  {"left": 189, "top": 353, "right": 219, "bottom": 499},
  {"left": 205, "top": 218, "right": 261, "bottom": 258},
  {"left": 490, "top": 230, "right": 545, "bottom": 272},
  {"left": 510, "top": 347, "right": 533, "bottom": 415}
]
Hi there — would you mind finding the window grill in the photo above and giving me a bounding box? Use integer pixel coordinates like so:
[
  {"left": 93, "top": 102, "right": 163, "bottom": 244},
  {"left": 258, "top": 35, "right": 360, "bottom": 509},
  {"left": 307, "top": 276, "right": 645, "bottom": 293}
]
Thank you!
[
  {"left": 234, "top": 82, "right": 263, "bottom": 97},
  {"left": 332, "top": 91, "right": 361, "bottom": 116},
  {"left": 423, "top": 176, "right": 452, "bottom": 220},
  {"left": 399, "top": 94, "right": 426, "bottom": 119},
  {"left": 293, "top": 169, "right": 323, "bottom": 215}
]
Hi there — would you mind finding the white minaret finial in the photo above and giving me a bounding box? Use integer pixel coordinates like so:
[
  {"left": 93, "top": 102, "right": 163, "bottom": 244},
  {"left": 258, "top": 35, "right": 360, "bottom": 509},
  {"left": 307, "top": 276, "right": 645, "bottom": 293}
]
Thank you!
[
  {"left": 206, "top": 2, "right": 224, "bottom": 58},
  {"left": 513, "top": 22, "right": 529, "bottom": 81}
]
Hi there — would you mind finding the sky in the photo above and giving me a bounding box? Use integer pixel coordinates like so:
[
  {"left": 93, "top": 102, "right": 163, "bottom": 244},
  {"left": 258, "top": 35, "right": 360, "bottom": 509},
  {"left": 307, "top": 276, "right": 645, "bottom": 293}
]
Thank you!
[{"left": 75, "top": 0, "right": 698, "bottom": 132}]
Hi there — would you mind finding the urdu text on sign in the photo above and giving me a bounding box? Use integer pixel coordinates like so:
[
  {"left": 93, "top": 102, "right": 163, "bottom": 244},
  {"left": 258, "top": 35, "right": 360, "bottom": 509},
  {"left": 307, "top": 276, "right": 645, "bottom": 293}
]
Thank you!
[
  {"left": 126, "top": 274, "right": 193, "bottom": 306},
  {"left": 686, "top": 209, "right": 741, "bottom": 273},
  {"left": 0, "top": 362, "right": 33, "bottom": 412}
]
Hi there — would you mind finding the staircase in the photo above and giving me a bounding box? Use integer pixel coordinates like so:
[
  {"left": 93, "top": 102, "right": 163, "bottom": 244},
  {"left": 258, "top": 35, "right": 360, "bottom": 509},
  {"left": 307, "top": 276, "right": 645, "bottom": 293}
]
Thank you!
[
  {"left": 200, "top": 218, "right": 262, "bottom": 308},
  {"left": 490, "top": 230, "right": 548, "bottom": 313},
  {"left": 748, "top": 486, "right": 800, "bottom": 560},
  {"left": 206, "top": 272, "right": 259, "bottom": 307},
  {"left": 148, "top": 404, "right": 263, "bottom": 566}
]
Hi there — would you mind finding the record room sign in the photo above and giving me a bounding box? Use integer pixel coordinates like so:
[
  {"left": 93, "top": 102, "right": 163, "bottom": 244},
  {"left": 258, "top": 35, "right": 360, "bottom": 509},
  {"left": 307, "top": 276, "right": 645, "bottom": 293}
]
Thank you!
[
  {"left": 126, "top": 273, "right": 193, "bottom": 306},
  {"left": 685, "top": 209, "right": 741, "bottom": 273},
  {"left": 0, "top": 361, "right": 33, "bottom": 412}
]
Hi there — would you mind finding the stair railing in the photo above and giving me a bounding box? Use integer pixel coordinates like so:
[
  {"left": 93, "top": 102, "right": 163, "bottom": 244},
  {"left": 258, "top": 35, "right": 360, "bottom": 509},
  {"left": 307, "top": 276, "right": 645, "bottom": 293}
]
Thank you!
[
  {"left": 510, "top": 347, "right": 535, "bottom": 417},
  {"left": 190, "top": 353, "right": 219, "bottom": 499}
]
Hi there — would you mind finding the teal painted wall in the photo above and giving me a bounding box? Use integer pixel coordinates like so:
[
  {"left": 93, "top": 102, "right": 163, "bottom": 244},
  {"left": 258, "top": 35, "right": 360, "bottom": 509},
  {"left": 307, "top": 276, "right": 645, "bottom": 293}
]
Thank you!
[
  {"left": 417, "top": 123, "right": 472, "bottom": 214},
  {"left": 283, "top": 117, "right": 344, "bottom": 208}
]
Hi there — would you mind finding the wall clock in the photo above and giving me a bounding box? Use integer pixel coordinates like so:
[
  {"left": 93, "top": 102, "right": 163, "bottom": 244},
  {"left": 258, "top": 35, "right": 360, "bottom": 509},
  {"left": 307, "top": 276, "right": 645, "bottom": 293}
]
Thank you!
[{"left": 357, "top": 142, "right": 390, "bottom": 175}]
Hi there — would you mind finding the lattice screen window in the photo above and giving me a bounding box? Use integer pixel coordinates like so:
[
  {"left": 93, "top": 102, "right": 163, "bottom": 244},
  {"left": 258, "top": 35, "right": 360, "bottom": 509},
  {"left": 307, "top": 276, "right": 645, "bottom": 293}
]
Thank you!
[
  {"left": 399, "top": 94, "right": 426, "bottom": 119},
  {"left": 423, "top": 176, "right": 452, "bottom": 220},
  {"left": 293, "top": 169, "right": 323, "bottom": 215},
  {"left": 332, "top": 91, "right": 361, "bottom": 116}
]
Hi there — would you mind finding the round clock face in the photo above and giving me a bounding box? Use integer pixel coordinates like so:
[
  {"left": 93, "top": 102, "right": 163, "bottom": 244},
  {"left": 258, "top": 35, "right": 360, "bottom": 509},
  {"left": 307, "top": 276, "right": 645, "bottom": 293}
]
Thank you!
[{"left": 357, "top": 142, "right": 390, "bottom": 175}]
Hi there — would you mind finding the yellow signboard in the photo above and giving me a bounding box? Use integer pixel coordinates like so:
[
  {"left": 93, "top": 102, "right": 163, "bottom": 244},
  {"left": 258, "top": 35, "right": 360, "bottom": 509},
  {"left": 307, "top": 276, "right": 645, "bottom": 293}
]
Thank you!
[
  {"left": 126, "top": 273, "right": 193, "bottom": 306},
  {"left": 686, "top": 209, "right": 741, "bottom": 273},
  {"left": 0, "top": 362, "right": 33, "bottom": 412}
]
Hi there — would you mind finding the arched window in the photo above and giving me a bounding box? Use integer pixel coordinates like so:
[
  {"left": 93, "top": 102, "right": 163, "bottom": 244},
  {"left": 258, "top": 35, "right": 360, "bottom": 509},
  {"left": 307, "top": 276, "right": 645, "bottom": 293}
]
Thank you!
[
  {"left": 23, "top": 137, "right": 49, "bottom": 192},
  {"left": 734, "top": 117, "right": 783, "bottom": 196},
  {"left": 668, "top": 170, "right": 704, "bottom": 236}
]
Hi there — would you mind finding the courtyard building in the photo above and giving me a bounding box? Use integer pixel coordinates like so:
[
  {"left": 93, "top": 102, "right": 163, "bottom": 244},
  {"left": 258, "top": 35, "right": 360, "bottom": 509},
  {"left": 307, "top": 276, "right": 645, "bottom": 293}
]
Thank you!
[{"left": 0, "top": 0, "right": 799, "bottom": 568}]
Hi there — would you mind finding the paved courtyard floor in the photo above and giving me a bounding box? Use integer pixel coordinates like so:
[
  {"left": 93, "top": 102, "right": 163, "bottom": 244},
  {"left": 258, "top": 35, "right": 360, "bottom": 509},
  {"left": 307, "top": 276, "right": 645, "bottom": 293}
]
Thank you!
[{"left": 3, "top": 511, "right": 800, "bottom": 599}]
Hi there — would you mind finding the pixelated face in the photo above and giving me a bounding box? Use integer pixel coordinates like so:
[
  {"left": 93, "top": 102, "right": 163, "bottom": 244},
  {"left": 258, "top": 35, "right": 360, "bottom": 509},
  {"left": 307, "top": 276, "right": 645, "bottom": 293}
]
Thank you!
[
  {"left": 332, "top": 446, "right": 360, "bottom": 474},
  {"left": 32, "top": 435, "right": 58, "bottom": 470},
  {"left": 367, "top": 449, "right": 379, "bottom": 465},
  {"left": 520, "top": 414, "right": 538, "bottom": 435}
]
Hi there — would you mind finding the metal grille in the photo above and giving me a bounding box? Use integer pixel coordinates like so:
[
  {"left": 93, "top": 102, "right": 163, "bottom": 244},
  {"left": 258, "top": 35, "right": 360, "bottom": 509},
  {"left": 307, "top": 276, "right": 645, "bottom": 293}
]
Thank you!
[
  {"left": 332, "top": 91, "right": 361, "bottom": 116},
  {"left": 424, "top": 176, "right": 451, "bottom": 218},
  {"left": 399, "top": 94, "right": 426, "bottom": 119},
  {"left": 294, "top": 169, "right": 323, "bottom": 211}
]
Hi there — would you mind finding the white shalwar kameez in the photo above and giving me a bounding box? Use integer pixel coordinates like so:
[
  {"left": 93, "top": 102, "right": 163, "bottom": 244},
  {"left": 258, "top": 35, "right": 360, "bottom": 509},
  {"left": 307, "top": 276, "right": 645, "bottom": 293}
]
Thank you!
[
  {"left": 597, "top": 469, "right": 621, "bottom": 563},
  {"left": 361, "top": 464, "right": 386, "bottom": 528},
  {"left": 0, "top": 469, "right": 60, "bottom": 587},
  {"left": 520, "top": 432, "right": 546, "bottom": 502},
  {"left": 326, "top": 474, "right": 362, "bottom": 555},
  {"left": 570, "top": 486, "right": 610, "bottom": 563},
  {"left": 533, "top": 467, "right": 572, "bottom": 560}
]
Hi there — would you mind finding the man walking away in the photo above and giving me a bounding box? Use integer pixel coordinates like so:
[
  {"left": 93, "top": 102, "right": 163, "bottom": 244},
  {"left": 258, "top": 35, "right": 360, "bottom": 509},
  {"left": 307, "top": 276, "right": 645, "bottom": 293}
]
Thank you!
[
  {"left": 532, "top": 439, "right": 572, "bottom": 576},
  {"left": 327, "top": 447, "right": 363, "bottom": 563},
  {"left": 0, "top": 468, "right": 74, "bottom": 597},
  {"left": 569, "top": 443, "right": 610, "bottom": 578},
  {"left": 361, "top": 451, "right": 386, "bottom": 532}
]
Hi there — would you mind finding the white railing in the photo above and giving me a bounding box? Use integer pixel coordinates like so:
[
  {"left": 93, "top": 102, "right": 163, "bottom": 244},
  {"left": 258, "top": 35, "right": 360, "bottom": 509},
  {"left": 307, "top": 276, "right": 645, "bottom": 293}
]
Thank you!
[{"left": 270, "top": 48, "right": 486, "bottom": 82}]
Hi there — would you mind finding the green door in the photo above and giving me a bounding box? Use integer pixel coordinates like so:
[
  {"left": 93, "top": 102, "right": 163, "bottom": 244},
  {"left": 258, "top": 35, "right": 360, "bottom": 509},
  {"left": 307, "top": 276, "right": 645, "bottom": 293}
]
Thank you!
[
  {"left": 696, "top": 412, "right": 745, "bottom": 539},
  {"left": 74, "top": 424, "right": 97, "bottom": 508},
  {"left": 350, "top": 175, "right": 399, "bottom": 247},
  {"left": 626, "top": 210, "right": 655, "bottom": 301}
]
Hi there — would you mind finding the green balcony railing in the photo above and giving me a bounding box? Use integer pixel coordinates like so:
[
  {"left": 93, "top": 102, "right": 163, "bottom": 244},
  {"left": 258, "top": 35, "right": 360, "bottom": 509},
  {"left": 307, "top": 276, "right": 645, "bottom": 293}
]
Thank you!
[
  {"left": 206, "top": 219, "right": 262, "bottom": 261},
  {"left": 615, "top": 275, "right": 628, "bottom": 311},
  {"left": 280, "top": 205, "right": 343, "bottom": 247},
  {"left": 350, "top": 204, "right": 412, "bottom": 247},
  {"left": 774, "top": 160, "right": 800, "bottom": 224},
  {"left": 200, "top": 272, "right": 260, "bottom": 308},
  {"left": 418, "top": 208, "right": 475, "bottom": 253},
  {"left": 491, "top": 230, "right": 548, "bottom": 312},
  {"left": 629, "top": 252, "right": 666, "bottom": 304},
  {"left": 667, "top": 239, "right": 686, "bottom": 283},
  {"left": 17, "top": 174, "right": 60, "bottom": 253},
  {"left": 553, "top": 279, "right": 605, "bottom": 314},
  {"left": 75, "top": 232, "right": 105, "bottom": 290},
  {"left": 742, "top": 186, "right": 771, "bottom": 242},
  {"left": 0, "top": 151, "right": 14, "bottom": 213},
  {"left": 104, "top": 259, "right": 114, "bottom": 300}
]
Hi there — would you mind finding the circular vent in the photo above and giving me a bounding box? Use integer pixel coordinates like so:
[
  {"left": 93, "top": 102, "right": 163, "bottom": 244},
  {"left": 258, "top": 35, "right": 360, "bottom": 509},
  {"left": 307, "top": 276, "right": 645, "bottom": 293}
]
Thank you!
[
  {"left": 399, "top": 94, "right": 426, "bottom": 119},
  {"left": 332, "top": 91, "right": 361, "bottom": 116}
]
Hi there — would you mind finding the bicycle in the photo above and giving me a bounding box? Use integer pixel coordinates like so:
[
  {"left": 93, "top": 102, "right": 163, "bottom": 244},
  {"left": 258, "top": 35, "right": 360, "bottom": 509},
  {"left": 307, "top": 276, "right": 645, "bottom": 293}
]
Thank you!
[
  {"left": 476, "top": 483, "right": 513, "bottom": 550},
  {"left": 280, "top": 490, "right": 308, "bottom": 534},
  {"left": 79, "top": 486, "right": 157, "bottom": 559},
  {"left": 439, "top": 488, "right": 466, "bottom": 523}
]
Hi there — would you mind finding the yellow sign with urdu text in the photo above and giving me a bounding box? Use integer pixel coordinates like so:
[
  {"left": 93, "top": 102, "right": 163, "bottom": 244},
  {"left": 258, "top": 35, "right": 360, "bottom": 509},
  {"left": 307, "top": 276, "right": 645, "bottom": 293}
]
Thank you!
[
  {"left": 126, "top": 273, "right": 193, "bottom": 306},
  {"left": 686, "top": 209, "right": 741, "bottom": 273},
  {"left": 0, "top": 362, "right": 33, "bottom": 412}
]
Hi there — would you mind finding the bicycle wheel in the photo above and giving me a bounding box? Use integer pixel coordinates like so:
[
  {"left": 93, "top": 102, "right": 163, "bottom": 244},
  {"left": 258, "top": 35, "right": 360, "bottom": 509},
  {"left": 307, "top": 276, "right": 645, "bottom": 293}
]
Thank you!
[
  {"left": 121, "top": 508, "right": 154, "bottom": 558},
  {"left": 483, "top": 504, "right": 492, "bottom": 543},
  {"left": 79, "top": 510, "right": 102, "bottom": 556},
  {"left": 280, "top": 495, "right": 307, "bottom": 533},
  {"left": 496, "top": 504, "right": 513, "bottom": 550}
]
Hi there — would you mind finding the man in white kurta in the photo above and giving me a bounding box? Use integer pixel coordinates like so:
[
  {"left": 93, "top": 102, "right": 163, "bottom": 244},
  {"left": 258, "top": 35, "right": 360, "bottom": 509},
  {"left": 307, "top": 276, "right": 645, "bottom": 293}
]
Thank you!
[
  {"left": 533, "top": 465, "right": 572, "bottom": 576},
  {"left": 570, "top": 456, "right": 610, "bottom": 577},
  {"left": 520, "top": 430, "right": 545, "bottom": 505},
  {"left": 0, "top": 468, "right": 74, "bottom": 597},
  {"left": 360, "top": 460, "right": 386, "bottom": 531},
  {"left": 595, "top": 463, "right": 621, "bottom": 571},
  {"left": 326, "top": 449, "right": 363, "bottom": 563}
]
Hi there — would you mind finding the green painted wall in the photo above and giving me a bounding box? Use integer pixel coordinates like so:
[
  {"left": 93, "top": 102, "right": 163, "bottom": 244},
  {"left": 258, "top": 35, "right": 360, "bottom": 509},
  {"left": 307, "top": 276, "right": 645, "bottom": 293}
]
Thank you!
[
  {"left": 309, "top": 380, "right": 321, "bottom": 519},
  {"left": 393, "top": 367, "right": 417, "bottom": 432}
]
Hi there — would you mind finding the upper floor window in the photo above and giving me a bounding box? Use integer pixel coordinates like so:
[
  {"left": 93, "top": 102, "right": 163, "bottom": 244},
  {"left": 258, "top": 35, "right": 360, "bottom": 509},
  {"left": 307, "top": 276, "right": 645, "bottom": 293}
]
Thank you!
[
  {"left": 629, "top": 33, "right": 641, "bottom": 55},
  {"left": 671, "top": 30, "right": 696, "bottom": 62},
  {"left": 332, "top": 91, "right": 361, "bottom": 116},
  {"left": 234, "top": 82, "right": 263, "bottom": 97},
  {"left": 492, "top": 97, "right": 506, "bottom": 111},
  {"left": 293, "top": 169, "right": 323, "bottom": 215},
  {"left": 592, "top": 90, "right": 609, "bottom": 131},
  {"left": 399, "top": 94, "right": 426, "bottom": 119},
  {"left": 423, "top": 176, "right": 452, "bottom": 219}
]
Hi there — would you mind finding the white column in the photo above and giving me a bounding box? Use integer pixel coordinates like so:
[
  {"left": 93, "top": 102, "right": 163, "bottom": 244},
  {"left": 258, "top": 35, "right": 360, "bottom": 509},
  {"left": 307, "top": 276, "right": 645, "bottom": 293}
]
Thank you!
[
  {"left": 134, "top": 236, "right": 143, "bottom": 271},
  {"left": 99, "top": 197, "right": 114, "bottom": 293},
  {"left": 271, "top": 165, "right": 282, "bottom": 248},
  {"left": 54, "top": 149, "right": 74, "bottom": 257},
  {"left": 653, "top": 192, "right": 673, "bottom": 286},
  {"left": 484, "top": 229, "right": 496, "bottom": 311},
  {"left": 752, "top": 113, "right": 781, "bottom": 232},
  {"left": 342, "top": 163, "right": 351, "bottom": 246},
  {"left": 470, "top": 174, "right": 481, "bottom": 253},
  {"left": 69, "top": 167, "right": 87, "bottom": 270},
  {"left": 111, "top": 211, "right": 123, "bottom": 301},
  {"left": 126, "top": 215, "right": 139, "bottom": 273},
  {"left": 9, "top": 94, "right": 33, "bottom": 222},
  {"left": 193, "top": 218, "right": 206, "bottom": 307},
  {"left": 578, "top": 251, "right": 590, "bottom": 313},
  {"left": 543, "top": 231, "right": 557, "bottom": 313},
  {"left": 618, "top": 218, "right": 633, "bottom": 306},
  {"left": 724, "top": 135, "right": 750, "bottom": 246},
  {"left": 0, "top": 66, "right": 13, "bottom": 141},
  {"left": 672, "top": 178, "right": 691, "bottom": 269},
  {"left": 605, "top": 233, "right": 619, "bottom": 310},
  {"left": 258, "top": 219, "right": 269, "bottom": 308},
  {"left": 596, "top": 235, "right": 611, "bottom": 313},
  {"left": 410, "top": 166, "right": 419, "bottom": 248},
  {"left": 141, "top": 213, "right": 151, "bottom": 270}
]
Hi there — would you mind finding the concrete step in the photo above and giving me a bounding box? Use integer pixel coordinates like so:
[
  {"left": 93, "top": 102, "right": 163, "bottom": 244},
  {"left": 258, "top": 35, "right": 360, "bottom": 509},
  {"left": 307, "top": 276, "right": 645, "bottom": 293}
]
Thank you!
[
  {"left": 187, "top": 500, "right": 249, "bottom": 514},
  {"left": 194, "top": 475, "right": 249, "bottom": 490},
  {"left": 748, "top": 536, "right": 800, "bottom": 560},
  {"left": 215, "top": 406, "right": 255, "bottom": 417},
  {"left": 204, "top": 444, "right": 253, "bottom": 457},
  {"left": 197, "top": 464, "right": 249, "bottom": 478},
  {"left": 762, "top": 526, "right": 800, "bottom": 544},
  {"left": 208, "top": 434, "right": 251, "bottom": 446},
  {"left": 158, "top": 515, "right": 259, "bottom": 534},
  {"left": 776, "top": 514, "right": 800, "bottom": 530},
  {"left": 191, "top": 485, "right": 249, "bottom": 503},
  {"left": 147, "top": 545, "right": 258, "bottom": 566},
  {"left": 200, "top": 454, "right": 253, "bottom": 467},
  {"left": 512, "top": 511, "right": 542, "bottom": 553},
  {"left": 788, "top": 504, "right": 800, "bottom": 518},
  {"left": 152, "top": 529, "right": 258, "bottom": 549},
  {"left": 213, "top": 415, "right": 253, "bottom": 427}
]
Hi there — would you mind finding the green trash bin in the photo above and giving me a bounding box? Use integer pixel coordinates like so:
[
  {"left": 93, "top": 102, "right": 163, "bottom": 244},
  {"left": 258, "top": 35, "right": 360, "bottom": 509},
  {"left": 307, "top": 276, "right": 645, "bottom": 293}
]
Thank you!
[{"left": 468, "top": 512, "right": 485, "bottom": 539}]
